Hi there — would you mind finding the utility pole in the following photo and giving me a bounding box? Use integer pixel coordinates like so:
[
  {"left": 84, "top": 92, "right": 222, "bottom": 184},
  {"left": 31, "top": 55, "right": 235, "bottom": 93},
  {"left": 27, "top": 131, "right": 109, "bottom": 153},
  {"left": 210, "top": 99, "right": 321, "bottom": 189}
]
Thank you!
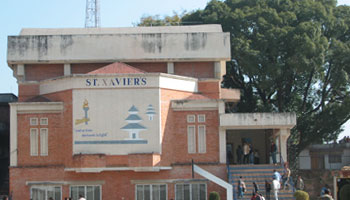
[{"left": 85, "top": 0, "right": 101, "bottom": 28}]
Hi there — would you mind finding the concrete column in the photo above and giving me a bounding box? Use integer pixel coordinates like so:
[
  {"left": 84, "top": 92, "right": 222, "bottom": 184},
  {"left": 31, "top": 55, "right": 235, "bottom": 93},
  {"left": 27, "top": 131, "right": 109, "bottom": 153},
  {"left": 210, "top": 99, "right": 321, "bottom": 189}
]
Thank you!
[
  {"left": 214, "top": 61, "right": 226, "bottom": 79},
  {"left": 219, "top": 128, "right": 226, "bottom": 163},
  {"left": 10, "top": 104, "right": 17, "bottom": 167},
  {"left": 218, "top": 101, "right": 225, "bottom": 114},
  {"left": 16, "top": 64, "right": 25, "bottom": 81},
  {"left": 279, "top": 128, "right": 290, "bottom": 163},
  {"left": 64, "top": 63, "right": 71, "bottom": 76},
  {"left": 167, "top": 62, "right": 174, "bottom": 74}
]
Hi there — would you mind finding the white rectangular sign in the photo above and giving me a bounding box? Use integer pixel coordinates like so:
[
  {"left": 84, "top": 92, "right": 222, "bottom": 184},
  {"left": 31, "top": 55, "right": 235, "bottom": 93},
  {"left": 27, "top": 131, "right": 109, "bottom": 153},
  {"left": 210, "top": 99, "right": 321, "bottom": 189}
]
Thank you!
[{"left": 73, "top": 88, "right": 160, "bottom": 155}]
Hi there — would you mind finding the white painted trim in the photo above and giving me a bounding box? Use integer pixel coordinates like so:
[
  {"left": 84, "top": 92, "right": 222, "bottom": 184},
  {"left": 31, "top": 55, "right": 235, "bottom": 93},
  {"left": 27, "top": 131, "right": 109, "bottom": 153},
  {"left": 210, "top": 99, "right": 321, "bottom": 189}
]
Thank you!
[
  {"left": 39, "top": 73, "right": 198, "bottom": 95},
  {"left": 10, "top": 104, "right": 18, "bottom": 166},
  {"left": 219, "top": 129, "right": 226, "bottom": 164},
  {"left": 10, "top": 102, "right": 64, "bottom": 114},
  {"left": 193, "top": 164, "right": 233, "bottom": 200},
  {"left": 64, "top": 166, "right": 172, "bottom": 173},
  {"left": 64, "top": 63, "right": 71, "bottom": 76},
  {"left": 172, "top": 100, "right": 219, "bottom": 111},
  {"left": 26, "top": 180, "right": 106, "bottom": 186}
]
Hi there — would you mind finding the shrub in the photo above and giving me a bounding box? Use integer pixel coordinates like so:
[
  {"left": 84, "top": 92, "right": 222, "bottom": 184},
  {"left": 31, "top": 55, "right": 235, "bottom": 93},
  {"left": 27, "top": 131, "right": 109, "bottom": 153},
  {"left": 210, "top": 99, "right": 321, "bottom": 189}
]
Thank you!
[
  {"left": 209, "top": 191, "right": 220, "bottom": 200},
  {"left": 339, "top": 184, "right": 350, "bottom": 200},
  {"left": 294, "top": 190, "right": 309, "bottom": 200}
]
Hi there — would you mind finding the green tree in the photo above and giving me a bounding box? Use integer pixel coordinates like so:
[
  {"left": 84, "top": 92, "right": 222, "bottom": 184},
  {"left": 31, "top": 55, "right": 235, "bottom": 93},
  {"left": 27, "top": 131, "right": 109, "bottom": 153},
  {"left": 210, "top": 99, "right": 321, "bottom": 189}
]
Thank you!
[
  {"left": 182, "top": 0, "right": 350, "bottom": 165},
  {"left": 136, "top": 11, "right": 185, "bottom": 26}
]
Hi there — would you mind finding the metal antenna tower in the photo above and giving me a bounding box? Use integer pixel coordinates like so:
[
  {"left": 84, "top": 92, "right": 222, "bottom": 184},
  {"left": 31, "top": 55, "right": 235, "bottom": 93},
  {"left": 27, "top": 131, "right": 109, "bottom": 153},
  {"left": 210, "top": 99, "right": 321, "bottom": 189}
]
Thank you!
[{"left": 85, "top": 0, "right": 101, "bottom": 28}]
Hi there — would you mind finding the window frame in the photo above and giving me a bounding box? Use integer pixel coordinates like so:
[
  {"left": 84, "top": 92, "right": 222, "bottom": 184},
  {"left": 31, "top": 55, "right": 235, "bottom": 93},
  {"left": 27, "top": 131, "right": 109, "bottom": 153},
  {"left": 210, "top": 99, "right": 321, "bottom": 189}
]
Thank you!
[
  {"left": 40, "top": 128, "right": 49, "bottom": 156},
  {"left": 30, "top": 128, "right": 39, "bottom": 156},
  {"left": 30, "top": 118, "right": 38, "bottom": 126},
  {"left": 69, "top": 185, "right": 102, "bottom": 200},
  {"left": 197, "top": 115, "right": 205, "bottom": 123},
  {"left": 175, "top": 183, "right": 207, "bottom": 200},
  {"left": 328, "top": 154, "right": 342, "bottom": 163},
  {"left": 187, "top": 125, "right": 196, "bottom": 154},
  {"left": 30, "top": 185, "right": 62, "bottom": 200},
  {"left": 135, "top": 184, "right": 168, "bottom": 200},
  {"left": 187, "top": 115, "right": 195, "bottom": 123},
  {"left": 40, "top": 118, "right": 48, "bottom": 126},
  {"left": 197, "top": 125, "right": 206, "bottom": 154}
]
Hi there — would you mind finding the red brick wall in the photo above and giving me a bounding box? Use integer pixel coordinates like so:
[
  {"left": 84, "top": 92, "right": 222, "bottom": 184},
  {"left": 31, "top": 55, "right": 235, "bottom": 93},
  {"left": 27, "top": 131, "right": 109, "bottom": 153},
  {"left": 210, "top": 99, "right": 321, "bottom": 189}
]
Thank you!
[
  {"left": 160, "top": 89, "right": 220, "bottom": 166},
  {"left": 174, "top": 62, "right": 215, "bottom": 78},
  {"left": 126, "top": 62, "right": 167, "bottom": 73},
  {"left": 71, "top": 63, "right": 110, "bottom": 74},
  {"left": 10, "top": 165, "right": 228, "bottom": 200},
  {"left": 198, "top": 81, "right": 221, "bottom": 99},
  {"left": 25, "top": 64, "right": 64, "bottom": 81},
  {"left": 18, "top": 84, "right": 40, "bottom": 102}
]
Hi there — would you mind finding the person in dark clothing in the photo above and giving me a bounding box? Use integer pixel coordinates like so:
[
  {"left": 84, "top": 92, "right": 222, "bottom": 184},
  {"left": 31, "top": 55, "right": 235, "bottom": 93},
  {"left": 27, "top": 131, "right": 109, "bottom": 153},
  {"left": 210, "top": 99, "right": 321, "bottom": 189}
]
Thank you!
[
  {"left": 236, "top": 145, "right": 243, "bottom": 164},
  {"left": 265, "top": 180, "right": 271, "bottom": 200},
  {"left": 271, "top": 141, "right": 277, "bottom": 164},
  {"left": 253, "top": 181, "right": 259, "bottom": 193}
]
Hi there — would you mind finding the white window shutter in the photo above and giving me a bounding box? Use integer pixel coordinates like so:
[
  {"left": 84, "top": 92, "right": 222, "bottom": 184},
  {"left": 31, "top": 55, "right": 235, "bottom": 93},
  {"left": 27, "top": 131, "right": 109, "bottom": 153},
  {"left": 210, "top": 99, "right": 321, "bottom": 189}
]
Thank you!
[
  {"left": 198, "top": 125, "right": 206, "bottom": 153},
  {"left": 187, "top": 126, "right": 196, "bottom": 153},
  {"left": 30, "top": 128, "right": 38, "bottom": 156},
  {"left": 40, "top": 128, "right": 48, "bottom": 156}
]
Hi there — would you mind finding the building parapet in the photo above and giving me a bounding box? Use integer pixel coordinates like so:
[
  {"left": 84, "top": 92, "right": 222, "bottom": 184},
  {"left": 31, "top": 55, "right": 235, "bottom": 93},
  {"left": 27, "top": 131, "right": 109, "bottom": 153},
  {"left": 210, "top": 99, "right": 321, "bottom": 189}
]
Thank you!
[
  {"left": 7, "top": 30, "right": 230, "bottom": 64},
  {"left": 220, "top": 112, "right": 296, "bottom": 129}
]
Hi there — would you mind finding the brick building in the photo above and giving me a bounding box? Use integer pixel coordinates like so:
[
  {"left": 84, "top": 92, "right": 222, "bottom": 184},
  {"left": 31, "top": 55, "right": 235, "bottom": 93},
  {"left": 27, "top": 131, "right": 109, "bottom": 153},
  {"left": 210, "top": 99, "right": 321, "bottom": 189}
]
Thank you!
[{"left": 7, "top": 25, "right": 296, "bottom": 200}]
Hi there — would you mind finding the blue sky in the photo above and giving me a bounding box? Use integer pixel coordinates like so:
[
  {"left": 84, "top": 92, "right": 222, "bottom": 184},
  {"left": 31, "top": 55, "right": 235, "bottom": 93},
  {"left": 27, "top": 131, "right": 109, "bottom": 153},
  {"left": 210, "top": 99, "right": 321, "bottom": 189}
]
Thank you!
[{"left": 1, "top": 0, "right": 350, "bottom": 140}]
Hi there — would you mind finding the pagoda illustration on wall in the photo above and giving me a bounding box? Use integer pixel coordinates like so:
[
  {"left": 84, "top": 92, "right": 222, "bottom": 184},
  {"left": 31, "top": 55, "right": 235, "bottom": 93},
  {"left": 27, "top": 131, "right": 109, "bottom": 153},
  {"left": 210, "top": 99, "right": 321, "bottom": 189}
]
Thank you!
[
  {"left": 146, "top": 104, "right": 156, "bottom": 120},
  {"left": 121, "top": 105, "right": 147, "bottom": 141}
]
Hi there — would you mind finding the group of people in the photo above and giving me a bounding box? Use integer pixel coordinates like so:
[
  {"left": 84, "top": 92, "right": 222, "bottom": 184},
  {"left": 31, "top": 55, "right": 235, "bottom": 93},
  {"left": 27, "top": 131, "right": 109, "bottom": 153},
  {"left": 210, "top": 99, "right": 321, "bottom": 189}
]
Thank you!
[
  {"left": 237, "top": 163, "right": 301, "bottom": 200},
  {"left": 233, "top": 140, "right": 278, "bottom": 165},
  {"left": 236, "top": 143, "right": 260, "bottom": 165}
]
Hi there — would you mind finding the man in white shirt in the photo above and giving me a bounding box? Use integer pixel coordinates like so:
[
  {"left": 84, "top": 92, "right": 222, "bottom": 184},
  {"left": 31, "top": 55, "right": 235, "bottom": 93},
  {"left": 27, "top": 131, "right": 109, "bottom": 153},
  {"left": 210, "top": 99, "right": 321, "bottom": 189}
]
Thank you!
[
  {"left": 79, "top": 195, "right": 86, "bottom": 200},
  {"left": 273, "top": 169, "right": 282, "bottom": 182},
  {"left": 272, "top": 177, "right": 280, "bottom": 200}
]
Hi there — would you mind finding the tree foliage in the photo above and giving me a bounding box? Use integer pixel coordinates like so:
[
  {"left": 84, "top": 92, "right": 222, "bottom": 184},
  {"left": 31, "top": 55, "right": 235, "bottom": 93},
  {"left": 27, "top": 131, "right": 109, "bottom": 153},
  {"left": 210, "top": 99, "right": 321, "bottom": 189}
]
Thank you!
[
  {"left": 181, "top": 0, "right": 350, "bottom": 163},
  {"left": 136, "top": 11, "right": 185, "bottom": 26}
]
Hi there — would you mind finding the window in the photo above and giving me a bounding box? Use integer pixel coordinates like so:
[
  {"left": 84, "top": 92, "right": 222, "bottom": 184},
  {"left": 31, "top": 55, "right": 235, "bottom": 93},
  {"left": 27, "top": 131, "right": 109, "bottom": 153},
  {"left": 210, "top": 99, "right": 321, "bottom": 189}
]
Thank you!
[
  {"left": 329, "top": 154, "right": 342, "bottom": 163},
  {"left": 187, "top": 126, "right": 196, "bottom": 153},
  {"left": 197, "top": 125, "right": 206, "bottom": 153},
  {"left": 197, "top": 115, "right": 205, "bottom": 123},
  {"left": 175, "top": 183, "right": 206, "bottom": 200},
  {"left": 40, "top": 118, "right": 48, "bottom": 125},
  {"left": 30, "top": 118, "right": 38, "bottom": 126},
  {"left": 136, "top": 184, "right": 167, "bottom": 200},
  {"left": 187, "top": 115, "right": 195, "bottom": 123},
  {"left": 40, "top": 128, "right": 48, "bottom": 156},
  {"left": 30, "top": 128, "right": 39, "bottom": 156},
  {"left": 70, "top": 185, "right": 101, "bottom": 200},
  {"left": 31, "top": 185, "right": 61, "bottom": 200}
]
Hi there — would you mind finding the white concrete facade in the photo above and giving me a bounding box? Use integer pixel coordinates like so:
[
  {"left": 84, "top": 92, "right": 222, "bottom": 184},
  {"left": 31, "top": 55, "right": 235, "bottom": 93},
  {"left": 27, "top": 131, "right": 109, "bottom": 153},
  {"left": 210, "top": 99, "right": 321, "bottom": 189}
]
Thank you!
[{"left": 8, "top": 31, "right": 230, "bottom": 64}]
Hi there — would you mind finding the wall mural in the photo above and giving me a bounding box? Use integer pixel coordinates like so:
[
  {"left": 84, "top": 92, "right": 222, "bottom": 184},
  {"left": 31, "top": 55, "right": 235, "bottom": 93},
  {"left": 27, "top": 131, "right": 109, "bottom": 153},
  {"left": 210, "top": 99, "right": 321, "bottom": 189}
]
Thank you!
[{"left": 73, "top": 88, "right": 160, "bottom": 155}]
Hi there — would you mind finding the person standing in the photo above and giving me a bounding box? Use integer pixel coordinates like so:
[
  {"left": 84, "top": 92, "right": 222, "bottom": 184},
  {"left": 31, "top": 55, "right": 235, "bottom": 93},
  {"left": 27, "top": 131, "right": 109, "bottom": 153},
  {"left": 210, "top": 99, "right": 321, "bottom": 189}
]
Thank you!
[
  {"left": 319, "top": 189, "right": 334, "bottom": 200},
  {"left": 249, "top": 144, "right": 254, "bottom": 164},
  {"left": 282, "top": 163, "right": 292, "bottom": 190},
  {"left": 243, "top": 143, "right": 250, "bottom": 164},
  {"left": 295, "top": 176, "right": 304, "bottom": 191},
  {"left": 265, "top": 180, "right": 272, "bottom": 200},
  {"left": 271, "top": 141, "right": 277, "bottom": 164},
  {"left": 238, "top": 176, "right": 246, "bottom": 199},
  {"left": 272, "top": 176, "right": 280, "bottom": 200},
  {"left": 253, "top": 181, "right": 259, "bottom": 194},
  {"left": 236, "top": 145, "right": 243, "bottom": 164},
  {"left": 273, "top": 169, "right": 282, "bottom": 182}
]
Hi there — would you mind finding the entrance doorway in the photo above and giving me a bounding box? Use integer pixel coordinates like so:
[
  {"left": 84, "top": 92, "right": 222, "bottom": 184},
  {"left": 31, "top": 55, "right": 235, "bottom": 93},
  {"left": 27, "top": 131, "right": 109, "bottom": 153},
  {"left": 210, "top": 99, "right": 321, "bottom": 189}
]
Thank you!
[{"left": 226, "top": 129, "right": 274, "bottom": 165}]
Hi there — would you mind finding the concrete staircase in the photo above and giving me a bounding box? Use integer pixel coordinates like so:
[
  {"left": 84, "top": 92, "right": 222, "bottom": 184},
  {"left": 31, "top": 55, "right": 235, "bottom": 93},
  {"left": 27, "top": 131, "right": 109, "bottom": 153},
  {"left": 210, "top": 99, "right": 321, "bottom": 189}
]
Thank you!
[{"left": 228, "top": 164, "right": 295, "bottom": 200}]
